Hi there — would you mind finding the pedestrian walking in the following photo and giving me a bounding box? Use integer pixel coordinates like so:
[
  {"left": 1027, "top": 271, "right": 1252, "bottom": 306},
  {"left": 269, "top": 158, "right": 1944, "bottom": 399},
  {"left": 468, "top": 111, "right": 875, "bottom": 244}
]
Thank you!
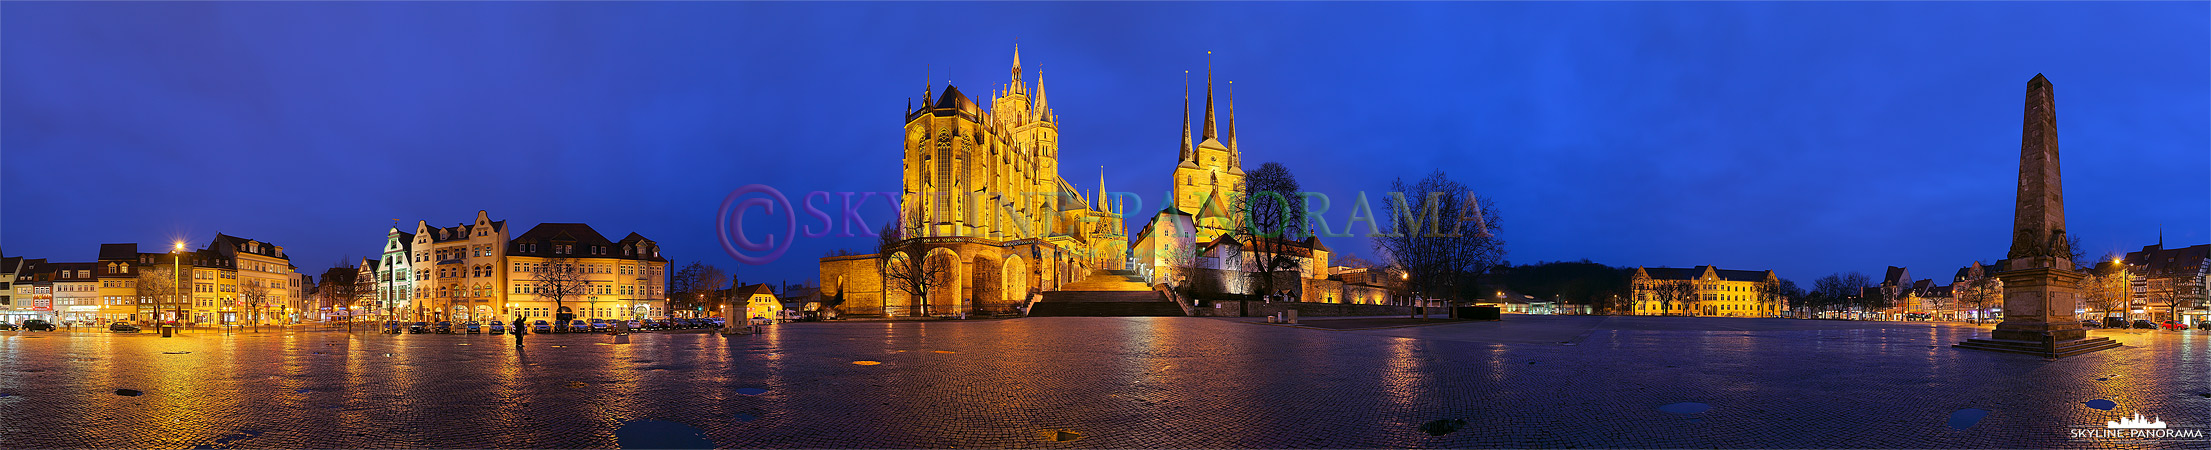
[{"left": 512, "top": 317, "right": 527, "bottom": 347}]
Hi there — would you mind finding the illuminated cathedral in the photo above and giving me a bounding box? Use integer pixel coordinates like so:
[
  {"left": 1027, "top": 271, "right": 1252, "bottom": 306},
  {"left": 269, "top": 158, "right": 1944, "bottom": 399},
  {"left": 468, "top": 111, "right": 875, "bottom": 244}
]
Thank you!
[{"left": 819, "top": 46, "right": 1125, "bottom": 317}]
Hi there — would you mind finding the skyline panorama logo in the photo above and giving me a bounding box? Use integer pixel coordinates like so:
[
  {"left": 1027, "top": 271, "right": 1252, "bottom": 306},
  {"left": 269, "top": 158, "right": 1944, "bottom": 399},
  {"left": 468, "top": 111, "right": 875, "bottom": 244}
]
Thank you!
[
  {"left": 715, "top": 184, "right": 1494, "bottom": 265},
  {"left": 2070, "top": 411, "right": 2206, "bottom": 441}
]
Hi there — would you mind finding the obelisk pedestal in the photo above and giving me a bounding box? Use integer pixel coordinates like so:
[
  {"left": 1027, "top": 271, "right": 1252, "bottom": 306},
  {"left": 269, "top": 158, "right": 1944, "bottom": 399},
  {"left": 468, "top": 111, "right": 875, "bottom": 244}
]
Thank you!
[{"left": 1953, "top": 74, "right": 2119, "bottom": 358}]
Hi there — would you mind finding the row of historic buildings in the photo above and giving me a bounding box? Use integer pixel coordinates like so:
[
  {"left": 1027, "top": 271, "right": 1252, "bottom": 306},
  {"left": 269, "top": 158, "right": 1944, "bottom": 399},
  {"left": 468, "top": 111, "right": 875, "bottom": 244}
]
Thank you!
[
  {"left": 356, "top": 210, "right": 670, "bottom": 323},
  {"left": 1845, "top": 241, "right": 2207, "bottom": 325},
  {"left": 0, "top": 235, "right": 309, "bottom": 326}
]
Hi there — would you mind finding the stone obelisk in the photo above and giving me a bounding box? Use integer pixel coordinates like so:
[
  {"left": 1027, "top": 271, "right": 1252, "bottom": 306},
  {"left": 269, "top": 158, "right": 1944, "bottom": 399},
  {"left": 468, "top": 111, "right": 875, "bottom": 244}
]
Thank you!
[{"left": 1955, "top": 74, "right": 2119, "bottom": 358}]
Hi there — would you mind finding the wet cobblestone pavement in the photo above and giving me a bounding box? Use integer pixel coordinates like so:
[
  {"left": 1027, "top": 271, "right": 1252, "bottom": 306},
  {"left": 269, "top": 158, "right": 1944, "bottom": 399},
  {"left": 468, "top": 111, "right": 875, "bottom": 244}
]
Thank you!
[{"left": 2, "top": 316, "right": 2207, "bottom": 448}]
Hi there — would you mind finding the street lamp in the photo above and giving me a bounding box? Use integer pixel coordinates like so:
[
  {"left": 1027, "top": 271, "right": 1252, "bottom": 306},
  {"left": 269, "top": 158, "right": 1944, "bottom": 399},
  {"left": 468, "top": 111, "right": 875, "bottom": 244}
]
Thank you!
[{"left": 170, "top": 241, "right": 185, "bottom": 336}]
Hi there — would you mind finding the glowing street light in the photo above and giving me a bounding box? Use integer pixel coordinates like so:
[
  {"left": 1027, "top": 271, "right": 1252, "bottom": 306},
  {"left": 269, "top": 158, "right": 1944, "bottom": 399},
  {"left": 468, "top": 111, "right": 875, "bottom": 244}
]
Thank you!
[{"left": 169, "top": 241, "right": 185, "bottom": 337}]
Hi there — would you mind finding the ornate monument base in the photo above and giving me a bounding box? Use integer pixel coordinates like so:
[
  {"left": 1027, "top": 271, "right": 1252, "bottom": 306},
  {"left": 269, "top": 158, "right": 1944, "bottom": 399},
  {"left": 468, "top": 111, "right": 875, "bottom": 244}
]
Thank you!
[{"left": 1954, "top": 265, "right": 2120, "bottom": 358}]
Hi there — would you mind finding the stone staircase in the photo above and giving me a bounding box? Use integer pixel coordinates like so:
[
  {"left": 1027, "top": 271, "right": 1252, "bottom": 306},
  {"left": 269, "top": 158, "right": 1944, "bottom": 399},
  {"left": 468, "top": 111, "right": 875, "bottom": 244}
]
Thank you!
[
  {"left": 1953, "top": 336, "right": 2122, "bottom": 358},
  {"left": 1026, "top": 270, "right": 1186, "bottom": 317}
]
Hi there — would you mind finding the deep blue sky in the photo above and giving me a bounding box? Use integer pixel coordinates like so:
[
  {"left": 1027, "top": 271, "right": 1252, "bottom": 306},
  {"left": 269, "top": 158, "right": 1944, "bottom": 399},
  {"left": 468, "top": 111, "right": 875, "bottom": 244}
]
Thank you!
[{"left": 5, "top": 2, "right": 2206, "bottom": 287}]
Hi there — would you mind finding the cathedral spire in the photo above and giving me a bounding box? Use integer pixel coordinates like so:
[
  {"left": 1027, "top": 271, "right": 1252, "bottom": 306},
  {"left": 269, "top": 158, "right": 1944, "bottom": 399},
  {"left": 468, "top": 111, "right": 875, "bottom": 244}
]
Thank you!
[
  {"left": 1034, "top": 68, "right": 1052, "bottom": 122},
  {"left": 1098, "top": 166, "right": 1108, "bottom": 213},
  {"left": 922, "top": 64, "right": 933, "bottom": 109},
  {"left": 1201, "top": 52, "right": 1218, "bottom": 142},
  {"left": 1180, "top": 71, "right": 1193, "bottom": 163},
  {"left": 1227, "top": 80, "right": 1243, "bottom": 174},
  {"left": 1008, "top": 43, "right": 1025, "bottom": 97}
]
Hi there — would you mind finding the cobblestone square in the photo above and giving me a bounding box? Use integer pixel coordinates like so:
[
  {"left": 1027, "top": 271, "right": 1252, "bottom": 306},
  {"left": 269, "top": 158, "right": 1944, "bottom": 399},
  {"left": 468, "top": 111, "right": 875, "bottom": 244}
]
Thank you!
[{"left": 3, "top": 316, "right": 2208, "bottom": 448}]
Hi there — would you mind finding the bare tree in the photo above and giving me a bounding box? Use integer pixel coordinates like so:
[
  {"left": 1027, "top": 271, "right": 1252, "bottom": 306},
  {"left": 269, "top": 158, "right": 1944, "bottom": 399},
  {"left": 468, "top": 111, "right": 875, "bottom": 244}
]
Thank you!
[
  {"left": 669, "top": 261, "right": 728, "bottom": 319},
  {"left": 241, "top": 281, "right": 271, "bottom": 332},
  {"left": 134, "top": 266, "right": 181, "bottom": 325},
  {"left": 1230, "top": 162, "right": 1307, "bottom": 303},
  {"left": 1760, "top": 278, "right": 1804, "bottom": 318},
  {"left": 1954, "top": 272, "right": 2000, "bottom": 324},
  {"left": 879, "top": 221, "right": 950, "bottom": 317},
  {"left": 1372, "top": 170, "right": 1505, "bottom": 306},
  {"left": 1813, "top": 272, "right": 1873, "bottom": 317},
  {"left": 1649, "top": 279, "right": 1696, "bottom": 316},
  {"left": 530, "top": 257, "right": 591, "bottom": 328},
  {"left": 2082, "top": 258, "right": 2131, "bottom": 323}
]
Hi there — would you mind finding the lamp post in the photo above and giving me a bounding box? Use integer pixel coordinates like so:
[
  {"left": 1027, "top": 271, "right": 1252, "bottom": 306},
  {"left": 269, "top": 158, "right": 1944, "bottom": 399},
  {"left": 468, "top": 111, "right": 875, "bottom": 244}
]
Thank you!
[{"left": 170, "top": 241, "right": 184, "bottom": 336}]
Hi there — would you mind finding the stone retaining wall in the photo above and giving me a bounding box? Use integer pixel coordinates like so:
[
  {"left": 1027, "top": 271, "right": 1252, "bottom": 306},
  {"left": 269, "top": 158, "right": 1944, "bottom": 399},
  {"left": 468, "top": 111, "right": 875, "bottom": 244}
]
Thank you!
[{"left": 1189, "top": 301, "right": 1422, "bottom": 317}]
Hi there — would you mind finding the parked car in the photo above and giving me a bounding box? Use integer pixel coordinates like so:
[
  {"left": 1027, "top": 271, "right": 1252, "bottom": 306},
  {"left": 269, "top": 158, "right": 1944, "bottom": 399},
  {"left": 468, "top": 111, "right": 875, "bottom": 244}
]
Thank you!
[
  {"left": 2161, "top": 320, "right": 2187, "bottom": 331},
  {"left": 408, "top": 321, "right": 430, "bottom": 334},
  {"left": 463, "top": 321, "right": 481, "bottom": 334},
  {"left": 589, "top": 319, "right": 611, "bottom": 332},
  {"left": 488, "top": 321, "right": 506, "bottom": 335},
  {"left": 2132, "top": 320, "right": 2158, "bottom": 330},
  {"left": 433, "top": 321, "right": 454, "bottom": 334},
  {"left": 2197, "top": 321, "right": 2211, "bottom": 331},
  {"left": 21, "top": 319, "right": 55, "bottom": 332},
  {"left": 532, "top": 320, "right": 552, "bottom": 334},
  {"left": 626, "top": 319, "right": 642, "bottom": 330},
  {"left": 2104, "top": 317, "right": 2129, "bottom": 329},
  {"left": 109, "top": 322, "right": 142, "bottom": 333},
  {"left": 383, "top": 321, "right": 404, "bottom": 334},
  {"left": 2079, "top": 319, "right": 2102, "bottom": 329},
  {"left": 569, "top": 319, "right": 588, "bottom": 332},
  {"left": 0, "top": 322, "right": 16, "bottom": 331}
]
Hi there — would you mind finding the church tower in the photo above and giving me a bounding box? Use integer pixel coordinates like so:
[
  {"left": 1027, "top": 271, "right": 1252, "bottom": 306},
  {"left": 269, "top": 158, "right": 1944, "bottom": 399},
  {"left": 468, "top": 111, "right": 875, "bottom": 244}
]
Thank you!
[{"left": 1171, "top": 54, "right": 1247, "bottom": 238}]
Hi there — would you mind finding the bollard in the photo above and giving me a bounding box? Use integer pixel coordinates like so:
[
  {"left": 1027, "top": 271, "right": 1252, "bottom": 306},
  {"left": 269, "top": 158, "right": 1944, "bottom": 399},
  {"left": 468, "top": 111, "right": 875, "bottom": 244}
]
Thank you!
[
  {"left": 1287, "top": 310, "right": 1298, "bottom": 324},
  {"left": 160, "top": 325, "right": 172, "bottom": 338}
]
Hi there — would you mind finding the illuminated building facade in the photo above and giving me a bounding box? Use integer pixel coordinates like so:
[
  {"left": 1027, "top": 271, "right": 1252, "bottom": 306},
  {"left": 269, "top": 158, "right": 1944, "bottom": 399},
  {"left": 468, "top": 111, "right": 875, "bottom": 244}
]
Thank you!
[
  {"left": 819, "top": 46, "right": 1125, "bottom": 317},
  {"left": 366, "top": 211, "right": 668, "bottom": 322},
  {"left": 1630, "top": 266, "right": 1782, "bottom": 317}
]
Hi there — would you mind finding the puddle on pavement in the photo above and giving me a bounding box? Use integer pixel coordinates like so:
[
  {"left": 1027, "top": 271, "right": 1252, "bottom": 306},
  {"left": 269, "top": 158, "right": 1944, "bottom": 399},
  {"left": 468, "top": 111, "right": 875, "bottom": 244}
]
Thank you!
[
  {"left": 195, "top": 429, "right": 263, "bottom": 449},
  {"left": 735, "top": 387, "right": 767, "bottom": 396},
  {"left": 1037, "top": 430, "right": 1084, "bottom": 442},
  {"left": 161, "top": 351, "right": 191, "bottom": 355},
  {"left": 2084, "top": 399, "right": 2117, "bottom": 410},
  {"left": 113, "top": 389, "right": 143, "bottom": 397},
  {"left": 732, "top": 412, "right": 760, "bottom": 422},
  {"left": 1418, "top": 419, "right": 1467, "bottom": 436},
  {"left": 614, "top": 420, "right": 713, "bottom": 449},
  {"left": 565, "top": 381, "right": 588, "bottom": 389},
  {"left": 852, "top": 361, "right": 881, "bottom": 365},
  {"left": 933, "top": 350, "right": 956, "bottom": 354},
  {"left": 1658, "top": 402, "right": 1712, "bottom": 414},
  {"left": 1947, "top": 409, "right": 1989, "bottom": 430}
]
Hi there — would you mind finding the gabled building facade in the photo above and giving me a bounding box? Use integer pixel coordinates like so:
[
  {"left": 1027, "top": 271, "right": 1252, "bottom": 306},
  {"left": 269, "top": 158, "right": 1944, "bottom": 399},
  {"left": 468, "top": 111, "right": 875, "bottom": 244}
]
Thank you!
[
  {"left": 2123, "top": 242, "right": 2208, "bottom": 325},
  {"left": 365, "top": 211, "right": 668, "bottom": 323},
  {"left": 1630, "top": 266, "right": 1782, "bottom": 317}
]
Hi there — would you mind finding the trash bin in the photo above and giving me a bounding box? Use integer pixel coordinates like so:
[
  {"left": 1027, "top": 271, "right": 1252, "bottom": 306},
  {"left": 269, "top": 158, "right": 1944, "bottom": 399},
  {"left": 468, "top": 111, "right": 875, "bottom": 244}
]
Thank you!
[{"left": 160, "top": 325, "right": 173, "bottom": 338}]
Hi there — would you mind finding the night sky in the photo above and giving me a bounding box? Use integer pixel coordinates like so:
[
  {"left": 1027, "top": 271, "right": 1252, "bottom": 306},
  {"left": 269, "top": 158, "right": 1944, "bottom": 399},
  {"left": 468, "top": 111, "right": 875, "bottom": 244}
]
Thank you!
[{"left": 5, "top": 2, "right": 2205, "bottom": 287}]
